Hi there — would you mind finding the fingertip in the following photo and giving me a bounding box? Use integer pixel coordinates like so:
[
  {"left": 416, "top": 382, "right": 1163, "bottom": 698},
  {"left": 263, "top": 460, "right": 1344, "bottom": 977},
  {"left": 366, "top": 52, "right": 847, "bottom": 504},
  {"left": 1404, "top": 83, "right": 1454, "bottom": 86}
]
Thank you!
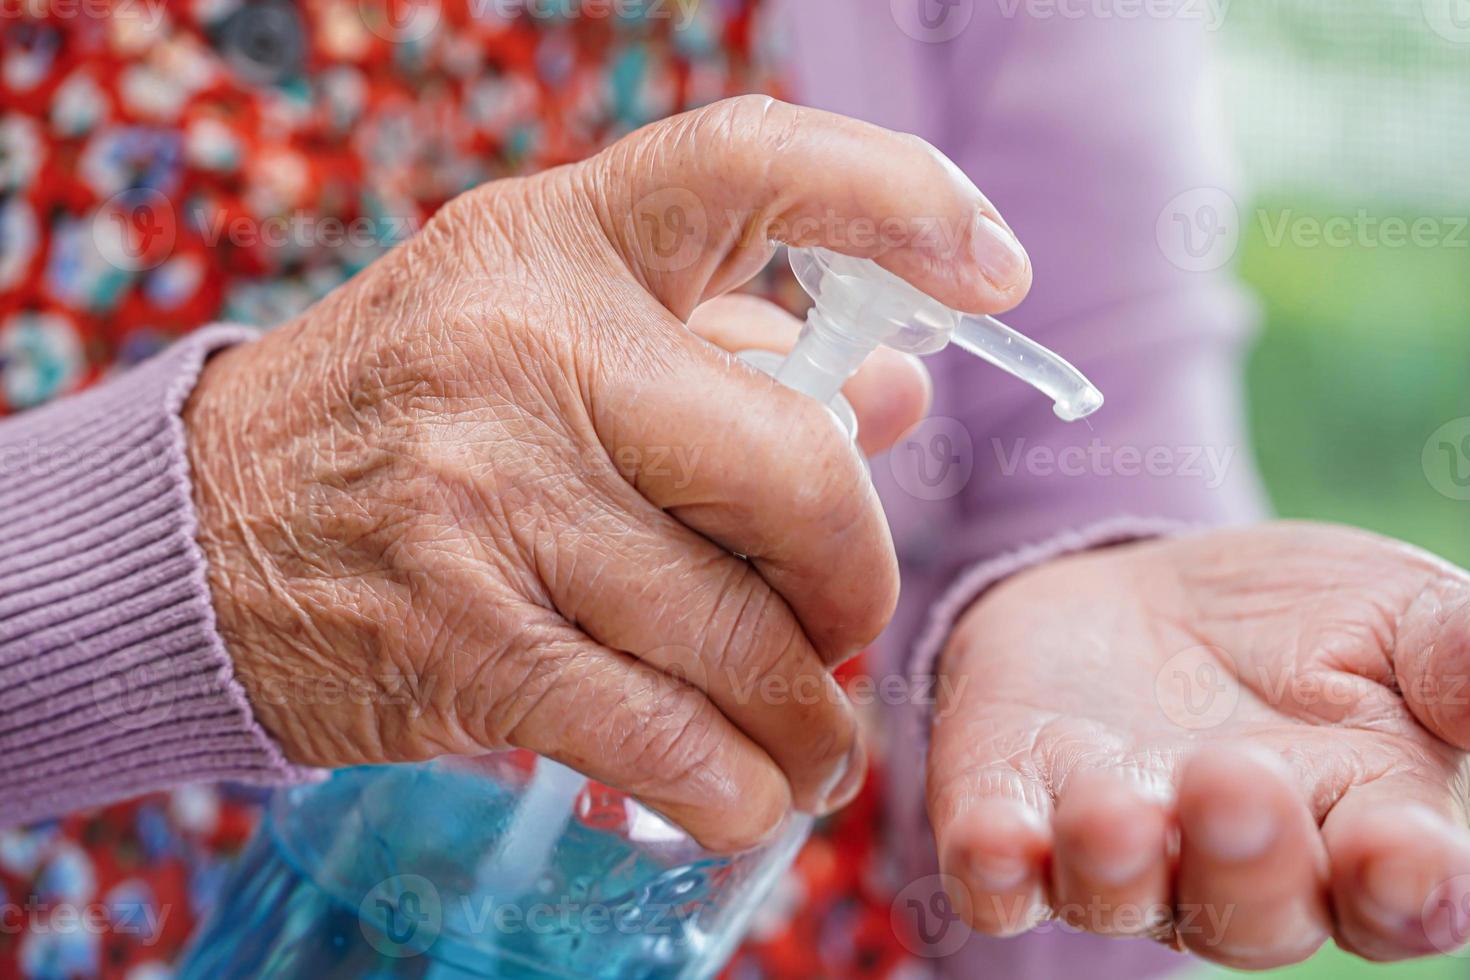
[
  {"left": 1180, "top": 741, "right": 1293, "bottom": 814},
  {"left": 878, "top": 245, "right": 1030, "bottom": 321},
  {"left": 1396, "top": 584, "right": 1470, "bottom": 750},
  {"left": 1050, "top": 771, "right": 1173, "bottom": 938},
  {"left": 940, "top": 797, "right": 1051, "bottom": 937},
  {"left": 1055, "top": 771, "right": 1167, "bottom": 886},
  {"left": 678, "top": 769, "right": 793, "bottom": 855},
  {"left": 1331, "top": 803, "right": 1470, "bottom": 959},
  {"left": 1183, "top": 740, "right": 1293, "bottom": 780},
  {"left": 1178, "top": 745, "right": 1292, "bottom": 864},
  {"left": 968, "top": 210, "right": 1032, "bottom": 298},
  {"left": 818, "top": 734, "right": 868, "bottom": 816},
  {"left": 1176, "top": 744, "right": 1331, "bottom": 968},
  {"left": 847, "top": 348, "right": 932, "bottom": 456},
  {"left": 1420, "top": 866, "right": 1470, "bottom": 957}
]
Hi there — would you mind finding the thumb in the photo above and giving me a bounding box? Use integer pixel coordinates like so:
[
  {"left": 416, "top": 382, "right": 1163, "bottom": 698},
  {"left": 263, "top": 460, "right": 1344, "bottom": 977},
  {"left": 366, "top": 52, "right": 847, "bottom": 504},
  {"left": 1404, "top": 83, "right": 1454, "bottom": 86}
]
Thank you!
[
  {"left": 1395, "top": 580, "right": 1470, "bottom": 750},
  {"left": 579, "top": 95, "right": 1031, "bottom": 321}
]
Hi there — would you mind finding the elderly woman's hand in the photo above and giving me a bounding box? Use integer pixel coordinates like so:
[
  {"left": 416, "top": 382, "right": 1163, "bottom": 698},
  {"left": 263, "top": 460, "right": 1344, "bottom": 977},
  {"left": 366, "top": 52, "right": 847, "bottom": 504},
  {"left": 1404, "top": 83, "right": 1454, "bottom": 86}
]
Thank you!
[
  {"left": 180, "top": 96, "right": 1029, "bottom": 851},
  {"left": 931, "top": 522, "right": 1470, "bottom": 966}
]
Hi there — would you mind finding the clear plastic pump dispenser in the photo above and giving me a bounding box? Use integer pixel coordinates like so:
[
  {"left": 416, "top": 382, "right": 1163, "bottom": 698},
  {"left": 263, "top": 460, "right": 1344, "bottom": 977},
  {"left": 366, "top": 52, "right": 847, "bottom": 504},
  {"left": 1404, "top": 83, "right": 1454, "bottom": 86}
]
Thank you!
[
  {"left": 744, "top": 247, "right": 1103, "bottom": 426},
  {"left": 177, "top": 249, "right": 1102, "bottom": 980}
]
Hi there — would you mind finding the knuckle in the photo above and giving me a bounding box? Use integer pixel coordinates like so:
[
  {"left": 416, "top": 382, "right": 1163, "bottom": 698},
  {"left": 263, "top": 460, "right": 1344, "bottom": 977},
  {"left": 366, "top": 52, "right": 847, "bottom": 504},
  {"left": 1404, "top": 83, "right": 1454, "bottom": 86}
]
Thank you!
[
  {"left": 430, "top": 178, "right": 520, "bottom": 251},
  {"left": 415, "top": 193, "right": 469, "bottom": 255},
  {"left": 675, "top": 96, "right": 801, "bottom": 192},
  {"left": 729, "top": 791, "right": 788, "bottom": 851},
  {"left": 701, "top": 95, "right": 798, "bottom": 149}
]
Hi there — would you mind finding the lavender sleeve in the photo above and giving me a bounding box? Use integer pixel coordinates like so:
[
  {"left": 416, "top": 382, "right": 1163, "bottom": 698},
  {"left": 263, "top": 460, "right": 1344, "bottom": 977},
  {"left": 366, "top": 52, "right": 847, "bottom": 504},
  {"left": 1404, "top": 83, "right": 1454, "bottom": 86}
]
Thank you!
[
  {"left": 782, "top": 3, "right": 1270, "bottom": 976},
  {"left": 0, "top": 326, "right": 316, "bottom": 827}
]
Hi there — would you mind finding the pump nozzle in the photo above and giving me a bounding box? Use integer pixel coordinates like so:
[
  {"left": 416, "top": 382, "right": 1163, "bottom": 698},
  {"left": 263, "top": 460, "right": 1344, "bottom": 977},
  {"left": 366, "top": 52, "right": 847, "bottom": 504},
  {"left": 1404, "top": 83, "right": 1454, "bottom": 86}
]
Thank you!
[
  {"left": 749, "top": 247, "right": 1103, "bottom": 432},
  {"left": 951, "top": 314, "right": 1104, "bottom": 422}
]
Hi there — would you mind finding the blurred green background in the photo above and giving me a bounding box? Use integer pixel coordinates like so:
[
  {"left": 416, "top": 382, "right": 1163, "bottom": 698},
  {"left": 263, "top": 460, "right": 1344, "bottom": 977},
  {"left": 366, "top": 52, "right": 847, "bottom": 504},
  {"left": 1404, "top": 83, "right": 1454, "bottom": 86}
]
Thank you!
[{"left": 1194, "top": 0, "right": 1469, "bottom": 976}]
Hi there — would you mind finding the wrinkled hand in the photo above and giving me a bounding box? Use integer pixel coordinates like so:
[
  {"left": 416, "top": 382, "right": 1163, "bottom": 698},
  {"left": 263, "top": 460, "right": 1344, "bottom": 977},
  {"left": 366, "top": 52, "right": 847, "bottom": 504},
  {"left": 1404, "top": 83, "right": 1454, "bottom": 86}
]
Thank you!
[
  {"left": 183, "top": 96, "right": 1028, "bottom": 851},
  {"left": 931, "top": 521, "right": 1470, "bottom": 966}
]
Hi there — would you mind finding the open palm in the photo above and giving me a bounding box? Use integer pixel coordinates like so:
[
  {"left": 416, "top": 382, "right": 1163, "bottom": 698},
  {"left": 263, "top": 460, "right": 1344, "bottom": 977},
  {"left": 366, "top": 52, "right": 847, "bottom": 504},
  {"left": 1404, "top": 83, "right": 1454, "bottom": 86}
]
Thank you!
[{"left": 931, "top": 521, "right": 1470, "bottom": 968}]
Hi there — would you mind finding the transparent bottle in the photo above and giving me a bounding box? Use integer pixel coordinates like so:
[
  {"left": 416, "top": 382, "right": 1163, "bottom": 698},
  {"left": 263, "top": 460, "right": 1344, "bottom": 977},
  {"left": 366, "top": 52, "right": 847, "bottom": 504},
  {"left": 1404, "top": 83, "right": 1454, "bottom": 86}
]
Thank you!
[
  {"left": 178, "top": 247, "right": 1101, "bottom": 980},
  {"left": 178, "top": 755, "right": 809, "bottom": 978}
]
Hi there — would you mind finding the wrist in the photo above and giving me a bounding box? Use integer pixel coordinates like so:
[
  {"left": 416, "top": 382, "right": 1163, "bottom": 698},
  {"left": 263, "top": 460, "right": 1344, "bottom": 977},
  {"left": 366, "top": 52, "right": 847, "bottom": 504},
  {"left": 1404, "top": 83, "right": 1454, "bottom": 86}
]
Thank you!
[{"left": 181, "top": 337, "right": 308, "bottom": 764}]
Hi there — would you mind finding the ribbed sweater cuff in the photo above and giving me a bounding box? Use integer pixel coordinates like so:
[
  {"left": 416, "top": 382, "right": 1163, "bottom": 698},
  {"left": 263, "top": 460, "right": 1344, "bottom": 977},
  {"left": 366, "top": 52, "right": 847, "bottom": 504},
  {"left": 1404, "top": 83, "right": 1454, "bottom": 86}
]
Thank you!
[{"left": 0, "top": 326, "right": 320, "bottom": 827}]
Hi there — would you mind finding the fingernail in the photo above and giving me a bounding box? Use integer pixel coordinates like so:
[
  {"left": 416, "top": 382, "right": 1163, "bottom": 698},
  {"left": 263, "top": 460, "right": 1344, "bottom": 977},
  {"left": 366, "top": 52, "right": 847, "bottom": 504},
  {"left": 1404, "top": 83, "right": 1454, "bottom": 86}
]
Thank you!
[
  {"left": 1360, "top": 855, "right": 1431, "bottom": 935},
  {"left": 967, "top": 850, "right": 1030, "bottom": 891},
  {"left": 1080, "top": 842, "right": 1155, "bottom": 887},
  {"left": 1192, "top": 804, "right": 1276, "bottom": 862},
  {"left": 970, "top": 211, "right": 1028, "bottom": 289},
  {"left": 821, "top": 738, "right": 867, "bottom": 813},
  {"left": 1350, "top": 807, "right": 1468, "bottom": 941}
]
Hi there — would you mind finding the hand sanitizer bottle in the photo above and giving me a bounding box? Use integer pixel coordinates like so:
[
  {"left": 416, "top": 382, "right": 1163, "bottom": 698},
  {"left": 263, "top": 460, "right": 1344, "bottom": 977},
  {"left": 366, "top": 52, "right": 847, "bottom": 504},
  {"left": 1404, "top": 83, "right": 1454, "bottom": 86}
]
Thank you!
[{"left": 177, "top": 247, "right": 1101, "bottom": 980}]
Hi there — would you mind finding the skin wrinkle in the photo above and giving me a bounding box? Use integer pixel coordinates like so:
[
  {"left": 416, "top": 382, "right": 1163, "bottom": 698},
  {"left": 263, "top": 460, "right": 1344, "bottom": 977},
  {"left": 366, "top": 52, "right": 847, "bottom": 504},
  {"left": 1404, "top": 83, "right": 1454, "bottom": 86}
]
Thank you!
[
  {"left": 1157, "top": 540, "right": 1408, "bottom": 731},
  {"left": 379, "top": 553, "right": 510, "bottom": 749},
  {"left": 578, "top": 306, "right": 666, "bottom": 443},
  {"left": 932, "top": 761, "right": 1055, "bottom": 826},
  {"left": 1394, "top": 580, "right": 1470, "bottom": 746},
  {"left": 687, "top": 555, "right": 756, "bottom": 664},
  {"left": 395, "top": 603, "right": 466, "bottom": 757},
  {"left": 954, "top": 670, "right": 1438, "bottom": 829},
  {"left": 716, "top": 565, "right": 800, "bottom": 684}
]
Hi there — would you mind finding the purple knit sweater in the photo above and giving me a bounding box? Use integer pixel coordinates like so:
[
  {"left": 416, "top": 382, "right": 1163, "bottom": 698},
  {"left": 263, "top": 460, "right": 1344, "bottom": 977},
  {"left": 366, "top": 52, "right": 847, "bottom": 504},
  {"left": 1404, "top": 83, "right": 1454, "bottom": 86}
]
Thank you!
[{"left": 0, "top": 326, "right": 312, "bottom": 828}]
